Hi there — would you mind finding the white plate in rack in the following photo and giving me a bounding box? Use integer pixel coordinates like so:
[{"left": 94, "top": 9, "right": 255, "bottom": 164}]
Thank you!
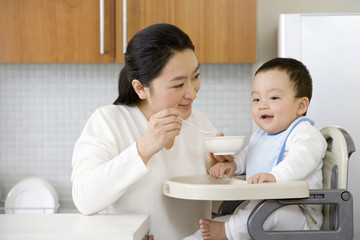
[
  {"left": 5, "top": 177, "right": 59, "bottom": 214},
  {"left": 163, "top": 175, "right": 309, "bottom": 201}
]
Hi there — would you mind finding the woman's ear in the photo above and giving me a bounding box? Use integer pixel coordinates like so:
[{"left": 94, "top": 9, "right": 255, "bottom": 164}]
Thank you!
[
  {"left": 297, "top": 97, "right": 310, "bottom": 116},
  {"left": 132, "top": 80, "right": 149, "bottom": 99}
]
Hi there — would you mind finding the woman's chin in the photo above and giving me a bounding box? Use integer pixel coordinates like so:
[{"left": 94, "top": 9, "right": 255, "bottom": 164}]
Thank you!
[{"left": 180, "top": 109, "right": 192, "bottom": 119}]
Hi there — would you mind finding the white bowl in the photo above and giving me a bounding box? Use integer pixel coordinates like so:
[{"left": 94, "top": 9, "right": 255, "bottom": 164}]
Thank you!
[{"left": 203, "top": 136, "right": 245, "bottom": 155}]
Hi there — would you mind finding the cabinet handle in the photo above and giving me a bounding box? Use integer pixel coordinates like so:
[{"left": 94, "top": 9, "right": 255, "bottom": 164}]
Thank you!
[
  {"left": 100, "top": 0, "right": 105, "bottom": 55},
  {"left": 123, "top": 0, "right": 127, "bottom": 54}
]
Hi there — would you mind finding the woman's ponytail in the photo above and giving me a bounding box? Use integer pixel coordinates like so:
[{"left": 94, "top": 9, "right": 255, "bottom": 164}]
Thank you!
[{"left": 113, "top": 66, "right": 139, "bottom": 105}]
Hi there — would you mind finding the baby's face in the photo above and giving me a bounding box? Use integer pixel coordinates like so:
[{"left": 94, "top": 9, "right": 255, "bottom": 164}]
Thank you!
[{"left": 251, "top": 69, "right": 303, "bottom": 134}]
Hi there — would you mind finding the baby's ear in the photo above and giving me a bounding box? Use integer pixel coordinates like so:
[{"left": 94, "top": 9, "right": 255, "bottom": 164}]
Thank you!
[{"left": 297, "top": 97, "right": 310, "bottom": 115}]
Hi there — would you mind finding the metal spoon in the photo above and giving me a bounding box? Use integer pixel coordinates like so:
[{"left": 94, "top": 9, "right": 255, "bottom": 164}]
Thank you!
[{"left": 179, "top": 117, "right": 217, "bottom": 135}]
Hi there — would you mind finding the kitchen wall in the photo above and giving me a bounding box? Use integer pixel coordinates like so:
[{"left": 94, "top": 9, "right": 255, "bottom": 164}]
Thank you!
[{"left": 0, "top": 63, "right": 253, "bottom": 212}]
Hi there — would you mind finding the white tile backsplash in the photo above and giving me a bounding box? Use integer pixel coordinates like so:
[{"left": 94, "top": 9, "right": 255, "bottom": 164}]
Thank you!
[{"left": 0, "top": 63, "right": 253, "bottom": 213}]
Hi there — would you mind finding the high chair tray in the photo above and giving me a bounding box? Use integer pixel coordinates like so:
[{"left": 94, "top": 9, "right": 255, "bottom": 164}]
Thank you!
[{"left": 163, "top": 175, "right": 309, "bottom": 201}]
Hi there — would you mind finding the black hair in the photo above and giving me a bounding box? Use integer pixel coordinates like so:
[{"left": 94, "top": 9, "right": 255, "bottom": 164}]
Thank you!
[
  {"left": 255, "top": 57, "right": 313, "bottom": 102},
  {"left": 113, "top": 23, "right": 195, "bottom": 105}
]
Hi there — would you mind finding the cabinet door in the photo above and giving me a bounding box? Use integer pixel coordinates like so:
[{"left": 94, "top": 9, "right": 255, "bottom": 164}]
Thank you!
[
  {"left": 116, "top": 0, "right": 256, "bottom": 63},
  {"left": 0, "top": 0, "right": 115, "bottom": 63}
]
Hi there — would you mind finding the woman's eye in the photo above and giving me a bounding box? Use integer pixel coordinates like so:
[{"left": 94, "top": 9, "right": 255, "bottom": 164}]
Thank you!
[
  {"left": 194, "top": 73, "right": 200, "bottom": 79},
  {"left": 174, "top": 84, "right": 184, "bottom": 89}
]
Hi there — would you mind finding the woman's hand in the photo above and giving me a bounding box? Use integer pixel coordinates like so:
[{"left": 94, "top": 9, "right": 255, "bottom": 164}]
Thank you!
[
  {"left": 137, "top": 108, "right": 182, "bottom": 163},
  {"left": 211, "top": 152, "right": 235, "bottom": 163},
  {"left": 247, "top": 173, "right": 276, "bottom": 184}
]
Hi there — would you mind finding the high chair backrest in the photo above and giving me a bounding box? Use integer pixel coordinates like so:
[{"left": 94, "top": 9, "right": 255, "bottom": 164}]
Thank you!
[
  {"left": 320, "top": 126, "right": 355, "bottom": 230},
  {"left": 321, "top": 126, "right": 355, "bottom": 189}
]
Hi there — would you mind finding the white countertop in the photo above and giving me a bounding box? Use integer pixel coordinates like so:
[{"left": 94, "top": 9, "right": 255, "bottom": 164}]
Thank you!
[{"left": 0, "top": 213, "right": 150, "bottom": 240}]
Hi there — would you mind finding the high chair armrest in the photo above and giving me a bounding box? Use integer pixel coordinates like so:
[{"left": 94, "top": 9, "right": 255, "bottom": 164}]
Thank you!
[{"left": 247, "top": 189, "right": 353, "bottom": 240}]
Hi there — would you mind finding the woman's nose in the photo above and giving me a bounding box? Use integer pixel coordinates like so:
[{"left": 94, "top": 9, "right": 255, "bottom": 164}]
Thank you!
[{"left": 184, "top": 83, "right": 197, "bottom": 99}]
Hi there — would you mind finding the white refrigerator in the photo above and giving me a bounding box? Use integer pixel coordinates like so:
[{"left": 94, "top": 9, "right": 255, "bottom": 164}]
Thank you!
[{"left": 278, "top": 13, "right": 360, "bottom": 238}]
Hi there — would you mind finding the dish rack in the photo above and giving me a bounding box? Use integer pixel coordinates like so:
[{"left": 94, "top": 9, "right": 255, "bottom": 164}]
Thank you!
[
  {"left": 0, "top": 200, "right": 60, "bottom": 214},
  {"left": 0, "top": 177, "right": 60, "bottom": 214}
]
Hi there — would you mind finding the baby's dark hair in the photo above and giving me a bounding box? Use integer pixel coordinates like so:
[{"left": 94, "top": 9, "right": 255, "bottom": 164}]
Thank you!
[{"left": 255, "top": 58, "right": 313, "bottom": 102}]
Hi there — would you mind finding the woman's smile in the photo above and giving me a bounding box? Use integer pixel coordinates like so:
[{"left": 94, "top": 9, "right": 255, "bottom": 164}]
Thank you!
[{"left": 179, "top": 103, "right": 192, "bottom": 109}]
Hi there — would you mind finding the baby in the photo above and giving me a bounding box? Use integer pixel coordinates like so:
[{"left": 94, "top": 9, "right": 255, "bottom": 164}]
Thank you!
[{"left": 185, "top": 58, "right": 327, "bottom": 240}]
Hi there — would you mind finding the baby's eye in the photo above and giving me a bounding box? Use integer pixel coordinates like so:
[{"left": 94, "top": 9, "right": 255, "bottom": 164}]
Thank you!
[
  {"left": 270, "top": 96, "right": 279, "bottom": 100},
  {"left": 252, "top": 98, "right": 259, "bottom": 102}
]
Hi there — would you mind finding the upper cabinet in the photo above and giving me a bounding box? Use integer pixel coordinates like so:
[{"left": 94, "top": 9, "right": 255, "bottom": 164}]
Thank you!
[
  {"left": 0, "top": 0, "right": 256, "bottom": 63},
  {"left": 0, "top": 0, "right": 115, "bottom": 63},
  {"left": 116, "top": 0, "right": 256, "bottom": 63}
]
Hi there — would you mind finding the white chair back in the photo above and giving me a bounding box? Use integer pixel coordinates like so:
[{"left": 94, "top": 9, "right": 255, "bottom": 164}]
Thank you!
[{"left": 320, "top": 126, "right": 355, "bottom": 230}]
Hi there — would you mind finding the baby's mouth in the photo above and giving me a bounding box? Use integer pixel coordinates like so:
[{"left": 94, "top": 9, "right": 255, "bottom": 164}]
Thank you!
[{"left": 261, "top": 114, "right": 273, "bottom": 120}]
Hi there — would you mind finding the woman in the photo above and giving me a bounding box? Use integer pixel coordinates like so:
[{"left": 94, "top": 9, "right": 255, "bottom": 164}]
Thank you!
[{"left": 71, "top": 23, "right": 224, "bottom": 239}]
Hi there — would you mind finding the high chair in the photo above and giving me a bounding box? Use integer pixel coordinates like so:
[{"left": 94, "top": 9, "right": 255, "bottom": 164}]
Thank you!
[{"left": 218, "top": 126, "right": 355, "bottom": 239}]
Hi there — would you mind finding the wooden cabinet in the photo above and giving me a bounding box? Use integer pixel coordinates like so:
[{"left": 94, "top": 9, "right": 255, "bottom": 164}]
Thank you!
[
  {"left": 116, "top": 0, "right": 256, "bottom": 63},
  {"left": 0, "top": 0, "right": 115, "bottom": 63},
  {"left": 0, "top": 0, "right": 255, "bottom": 63}
]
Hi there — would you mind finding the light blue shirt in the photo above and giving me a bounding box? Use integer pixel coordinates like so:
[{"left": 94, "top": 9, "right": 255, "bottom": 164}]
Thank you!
[{"left": 245, "top": 117, "right": 313, "bottom": 180}]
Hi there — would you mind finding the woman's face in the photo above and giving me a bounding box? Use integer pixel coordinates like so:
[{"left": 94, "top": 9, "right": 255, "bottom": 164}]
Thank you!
[{"left": 140, "top": 49, "right": 200, "bottom": 120}]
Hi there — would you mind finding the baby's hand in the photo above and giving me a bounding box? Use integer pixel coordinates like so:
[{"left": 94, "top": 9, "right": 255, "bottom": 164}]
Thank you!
[
  {"left": 247, "top": 173, "right": 275, "bottom": 184},
  {"left": 209, "top": 161, "right": 237, "bottom": 180}
]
